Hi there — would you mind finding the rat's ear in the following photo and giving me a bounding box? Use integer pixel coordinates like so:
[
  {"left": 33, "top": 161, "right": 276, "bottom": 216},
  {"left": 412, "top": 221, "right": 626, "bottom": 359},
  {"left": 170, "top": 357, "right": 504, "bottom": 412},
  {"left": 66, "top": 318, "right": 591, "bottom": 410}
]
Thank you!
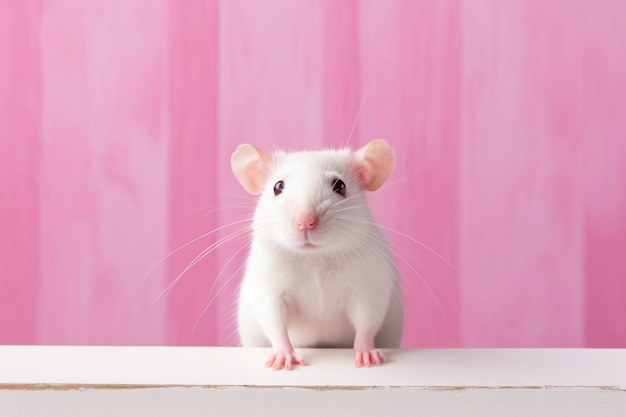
[
  {"left": 231, "top": 144, "right": 272, "bottom": 195},
  {"left": 353, "top": 139, "right": 396, "bottom": 192}
]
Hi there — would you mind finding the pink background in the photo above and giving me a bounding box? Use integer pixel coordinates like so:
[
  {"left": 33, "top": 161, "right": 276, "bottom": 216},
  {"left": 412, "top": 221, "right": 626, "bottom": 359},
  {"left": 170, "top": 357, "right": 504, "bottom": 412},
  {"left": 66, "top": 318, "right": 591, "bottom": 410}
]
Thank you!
[{"left": 1, "top": 0, "right": 625, "bottom": 348}]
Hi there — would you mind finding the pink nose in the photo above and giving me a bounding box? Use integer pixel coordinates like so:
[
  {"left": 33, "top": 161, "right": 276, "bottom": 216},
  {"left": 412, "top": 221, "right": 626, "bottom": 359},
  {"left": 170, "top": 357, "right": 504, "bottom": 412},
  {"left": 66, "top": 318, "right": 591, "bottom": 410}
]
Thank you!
[{"left": 295, "top": 213, "right": 317, "bottom": 230}]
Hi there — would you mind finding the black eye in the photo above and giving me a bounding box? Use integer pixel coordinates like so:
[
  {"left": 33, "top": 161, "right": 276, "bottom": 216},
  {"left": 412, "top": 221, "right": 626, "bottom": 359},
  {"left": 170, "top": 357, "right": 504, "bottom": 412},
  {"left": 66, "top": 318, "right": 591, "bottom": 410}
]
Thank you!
[
  {"left": 331, "top": 178, "right": 346, "bottom": 196},
  {"left": 274, "top": 180, "right": 285, "bottom": 196}
]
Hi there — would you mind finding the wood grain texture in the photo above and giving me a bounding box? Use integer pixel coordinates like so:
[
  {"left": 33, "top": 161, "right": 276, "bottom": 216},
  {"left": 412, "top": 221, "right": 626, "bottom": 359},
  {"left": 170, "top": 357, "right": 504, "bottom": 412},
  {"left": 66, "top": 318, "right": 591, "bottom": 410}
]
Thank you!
[
  {"left": 0, "top": 0, "right": 624, "bottom": 347},
  {"left": 3, "top": 387, "right": 624, "bottom": 417},
  {"left": 37, "top": 0, "right": 168, "bottom": 344},
  {"left": 0, "top": 0, "right": 42, "bottom": 344},
  {"left": 460, "top": 0, "right": 589, "bottom": 347},
  {"left": 1, "top": 347, "right": 625, "bottom": 416},
  {"left": 166, "top": 0, "right": 219, "bottom": 346}
]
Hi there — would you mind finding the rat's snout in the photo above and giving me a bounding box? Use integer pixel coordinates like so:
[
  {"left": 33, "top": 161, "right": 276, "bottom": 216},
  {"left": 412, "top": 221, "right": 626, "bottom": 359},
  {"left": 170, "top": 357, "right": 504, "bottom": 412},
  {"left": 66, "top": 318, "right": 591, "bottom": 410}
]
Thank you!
[{"left": 294, "top": 210, "right": 318, "bottom": 231}]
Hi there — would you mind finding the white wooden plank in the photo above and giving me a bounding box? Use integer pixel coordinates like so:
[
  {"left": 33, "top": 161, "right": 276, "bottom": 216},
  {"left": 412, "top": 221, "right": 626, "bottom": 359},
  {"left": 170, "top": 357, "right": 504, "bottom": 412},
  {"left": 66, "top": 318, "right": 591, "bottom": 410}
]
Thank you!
[
  {"left": 1, "top": 386, "right": 625, "bottom": 417},
  {"left": 1, "top": 347, "right": 624, "bottom": 417},
  {"left": 1, "top": 346, "right": 625, "bottom": 387}
]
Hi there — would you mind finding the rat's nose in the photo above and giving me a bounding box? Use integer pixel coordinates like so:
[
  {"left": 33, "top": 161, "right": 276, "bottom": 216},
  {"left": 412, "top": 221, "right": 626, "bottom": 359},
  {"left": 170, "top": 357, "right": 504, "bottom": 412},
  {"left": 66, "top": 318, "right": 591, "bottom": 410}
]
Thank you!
[{"left": 295, "top": 212, "right": 317, "bottom": 230}]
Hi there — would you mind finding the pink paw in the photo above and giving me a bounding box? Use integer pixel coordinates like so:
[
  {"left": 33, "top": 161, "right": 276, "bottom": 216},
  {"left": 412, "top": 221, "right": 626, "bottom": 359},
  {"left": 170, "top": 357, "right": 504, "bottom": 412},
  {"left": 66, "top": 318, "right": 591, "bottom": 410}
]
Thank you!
[
  {"left": 265, "top": 350, "right": 305, "bottom": 370},
  {"left": 354, "top": 349, "right": 385, "bottom": 368}
]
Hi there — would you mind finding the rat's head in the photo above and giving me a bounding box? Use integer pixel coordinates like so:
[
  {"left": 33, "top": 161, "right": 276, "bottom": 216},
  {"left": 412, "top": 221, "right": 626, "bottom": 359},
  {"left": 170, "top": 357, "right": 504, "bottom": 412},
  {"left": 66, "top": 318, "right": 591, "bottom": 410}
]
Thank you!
[{"left": 231, "top": 140, "right": 395, "bottom": 254}]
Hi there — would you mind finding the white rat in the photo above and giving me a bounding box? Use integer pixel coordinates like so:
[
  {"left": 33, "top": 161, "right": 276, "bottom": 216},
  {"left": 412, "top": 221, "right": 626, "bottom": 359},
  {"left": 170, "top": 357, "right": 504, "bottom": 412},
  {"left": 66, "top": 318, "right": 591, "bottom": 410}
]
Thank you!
[{"left": 231, "top": 139, "right": 403, "bottom": 370}]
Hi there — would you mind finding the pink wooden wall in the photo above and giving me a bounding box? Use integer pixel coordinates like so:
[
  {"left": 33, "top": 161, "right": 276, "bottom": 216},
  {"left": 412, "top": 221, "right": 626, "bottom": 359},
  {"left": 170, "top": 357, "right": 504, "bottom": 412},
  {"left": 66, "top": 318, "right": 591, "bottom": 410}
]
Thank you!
[{"left": 1, "top": 0, "right": 625, "bottom": 348}]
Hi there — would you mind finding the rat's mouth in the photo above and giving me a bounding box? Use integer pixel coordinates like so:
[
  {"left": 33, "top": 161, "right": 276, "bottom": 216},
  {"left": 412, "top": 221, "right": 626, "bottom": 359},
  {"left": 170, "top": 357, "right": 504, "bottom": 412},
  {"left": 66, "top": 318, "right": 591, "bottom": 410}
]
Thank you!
[
  {"left": 295, "top": 233, "right": 320, "bottom": 250},
  {"left": 288, "top": 228, "right": 326, "bottom": 250},
  {"left": 294, "top": 234, "right": 315, "bottom": 248}
]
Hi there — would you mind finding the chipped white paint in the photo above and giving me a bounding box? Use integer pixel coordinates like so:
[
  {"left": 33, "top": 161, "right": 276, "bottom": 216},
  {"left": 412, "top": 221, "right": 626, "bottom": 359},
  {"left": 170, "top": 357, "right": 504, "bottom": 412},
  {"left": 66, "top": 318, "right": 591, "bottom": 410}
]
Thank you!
[{"left": 1, "top": 347, "right": 625, "bottom": 416}]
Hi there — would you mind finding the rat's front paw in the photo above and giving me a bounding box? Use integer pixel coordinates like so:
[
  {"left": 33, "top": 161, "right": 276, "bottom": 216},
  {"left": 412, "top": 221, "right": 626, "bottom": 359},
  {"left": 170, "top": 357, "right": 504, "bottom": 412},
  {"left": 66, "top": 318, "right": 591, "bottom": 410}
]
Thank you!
[
  {"left": 354, "top": 348, "right": 385, "bottom": 368},
  {"left": 265, "top": 350, "right": 305, "bottom": 371}
]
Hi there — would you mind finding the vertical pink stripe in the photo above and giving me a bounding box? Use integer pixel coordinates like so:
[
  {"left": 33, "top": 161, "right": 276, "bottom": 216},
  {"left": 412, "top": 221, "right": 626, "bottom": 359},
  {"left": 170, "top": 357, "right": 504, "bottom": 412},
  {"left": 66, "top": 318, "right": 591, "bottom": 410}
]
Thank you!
[
  {"left": 461, "top": 0, "right": 590, "bottom": 347},
  {"left": 0, "top": 0, "right": 42, "bottom": 344},
  {"left": 38, "top": 0, "right": 91, "bottom": 344},
  {"left": 321, "top": 0, "right": 361, "bottom": 148},
  {"left": 582, "top": 0, "right": 626, "bottom": 347},
  {"left": 219, "top": 0, "right": 324, "bottom": 152},
  {"left": 39, "top": 0, "right": 169, "bottom": 344},
  {"left": 585, "top": 227, "right": 626, "bottom": 346},
  {"left": 167, "top": 0, "right": 219, "bottom": 346},
  {"left": 360, "top": 0, "right": 462, "bottom": 347}
]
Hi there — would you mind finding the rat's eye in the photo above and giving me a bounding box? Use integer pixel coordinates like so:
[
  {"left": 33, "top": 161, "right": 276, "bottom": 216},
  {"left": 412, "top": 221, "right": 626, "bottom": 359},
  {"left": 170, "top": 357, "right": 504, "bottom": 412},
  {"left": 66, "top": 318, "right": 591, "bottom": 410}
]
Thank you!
[
  {"left": 331, "top": 178, "right": 346, "bottom": 196},
  {"left": 273, "top": 180, "right": 285, "bottom": 196}
]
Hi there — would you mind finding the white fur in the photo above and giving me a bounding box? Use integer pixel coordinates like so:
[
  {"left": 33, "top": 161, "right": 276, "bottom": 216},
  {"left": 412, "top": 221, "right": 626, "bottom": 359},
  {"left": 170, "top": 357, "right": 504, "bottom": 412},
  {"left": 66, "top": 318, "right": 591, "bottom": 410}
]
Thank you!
[{"left": 237, "top": 148, "right": 403, "bottom": 353}]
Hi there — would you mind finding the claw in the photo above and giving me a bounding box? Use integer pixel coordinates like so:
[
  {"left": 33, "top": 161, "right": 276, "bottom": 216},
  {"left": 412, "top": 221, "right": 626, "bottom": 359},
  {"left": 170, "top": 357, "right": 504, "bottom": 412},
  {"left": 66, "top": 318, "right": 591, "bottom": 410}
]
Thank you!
[
  {"left": 354, "top": 349, "right": 385, "bottom": 368},
  {"left": 265, "top": 350, "right": 305, "bottom": 371}
]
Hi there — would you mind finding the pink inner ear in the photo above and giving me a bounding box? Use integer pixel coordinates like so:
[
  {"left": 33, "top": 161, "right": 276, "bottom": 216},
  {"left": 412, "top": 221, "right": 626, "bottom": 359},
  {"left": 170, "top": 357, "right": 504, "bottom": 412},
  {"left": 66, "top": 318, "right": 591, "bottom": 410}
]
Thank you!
[
  {"left": 354, "top": 139, "right": 396, "bottom": 192},
  {"left": 231, "top": 144, "right": 271, "bottom": 195}
]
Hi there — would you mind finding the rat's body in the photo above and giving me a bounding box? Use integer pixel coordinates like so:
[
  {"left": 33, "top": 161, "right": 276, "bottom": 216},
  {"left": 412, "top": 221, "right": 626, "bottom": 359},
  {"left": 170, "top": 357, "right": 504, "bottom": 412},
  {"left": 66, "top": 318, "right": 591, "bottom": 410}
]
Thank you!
[{"left": 231, "top": 140, "right": 403, "bottom": 369}]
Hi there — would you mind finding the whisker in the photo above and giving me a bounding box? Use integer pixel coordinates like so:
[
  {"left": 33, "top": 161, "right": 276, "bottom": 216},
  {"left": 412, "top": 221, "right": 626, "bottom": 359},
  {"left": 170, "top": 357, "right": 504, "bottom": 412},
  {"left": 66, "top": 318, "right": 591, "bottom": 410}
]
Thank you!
[
  {"left": 373, "top": 230, "right": 442, "bottom": 294},
  {"left": 334, "top": 222, "right": 425, "bottom": 318},
  {"left": 333, "top": 220, "right": 410, "bottom": 310},
  {"left": 206, "top": 234, "right": 251, "bottom": 299},
  {"left": 333, "top": 204, "right": 369, "bottom": 214},
  {"left": 193, "top": 246, "right": 250, "bottom": 330},
  {"left": 338, "top": 216, "right": 463, "bottom": 275},
  {"left": 337, "top": 215, "right": 504, "bottom": 320},
  {"left": 200, "top": 205, "right": 258, "bottom": 218},
  {"left": 330, "top": 194, "right": 360, "bottom": 208},
  {"left": 156, "top": 227, "right": 250, "bottom": 300},
  {"left": 143, "top": 217, "right": 253, "bottom": 281},
  {"left": 379, "top": 223, "right": 503, "bottom": 319},
  {"left": 217, "top": 190, "right": 259, "bottom": 203},
  {"left": 345, "top": 86, "right": 375, "bottom": 147},
  {"left": 389, "top": 245, "right": 448, "bottom": 322},
  {"left": 383, "top": 177, "right": 408, "bottom": 190},
  {"left": 252, "top": 99, "right": 279, "bottom": 152}
]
